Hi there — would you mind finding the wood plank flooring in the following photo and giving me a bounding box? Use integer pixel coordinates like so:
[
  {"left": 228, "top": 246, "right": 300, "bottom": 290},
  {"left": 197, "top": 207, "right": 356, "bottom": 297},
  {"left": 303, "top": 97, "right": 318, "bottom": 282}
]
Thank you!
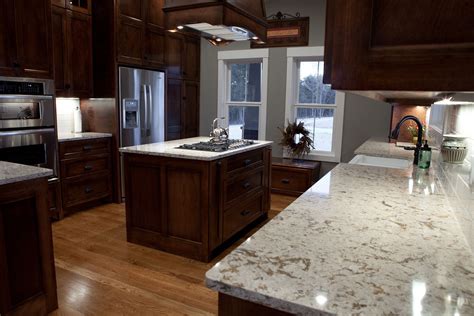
[{"left": 50, "top": 194, "right": 296, "bottom": 315}]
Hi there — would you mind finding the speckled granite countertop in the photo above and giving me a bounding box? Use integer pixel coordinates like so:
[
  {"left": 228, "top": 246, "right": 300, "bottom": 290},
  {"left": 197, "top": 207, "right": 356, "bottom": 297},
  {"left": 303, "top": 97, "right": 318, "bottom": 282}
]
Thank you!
[
  {"left": 58, "top": 132, "right": 112, "bottom": 142},
  {"left": 0, "top": 161, "right": 52, "bottom": 186},
  {"left": 206, "top": 139, "right": 474, "bottom": 315},
  {"left": 119, "top": 137, "right": 273, "bottom": 161},
  {"left": 355, "top": 137, "right": 415, "bottom": 160}
]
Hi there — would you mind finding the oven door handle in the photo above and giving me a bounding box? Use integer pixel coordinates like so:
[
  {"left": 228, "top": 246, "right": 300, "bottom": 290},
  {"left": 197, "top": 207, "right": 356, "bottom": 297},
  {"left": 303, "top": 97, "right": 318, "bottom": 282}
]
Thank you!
[
  {"left": 0, "top": 127, "right": 55, "bottom": 137},
  {"left": 0, "top": 95, "right": 53, "bottom": 100}
]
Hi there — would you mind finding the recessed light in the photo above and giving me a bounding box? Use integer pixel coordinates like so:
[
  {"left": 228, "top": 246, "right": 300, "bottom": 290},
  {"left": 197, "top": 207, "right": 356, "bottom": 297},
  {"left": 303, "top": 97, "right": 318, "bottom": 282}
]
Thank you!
[
  {"left": 177, "top": 25, "right": 184, "bottom": 30},
  {"left": 216, "top": 38, "right": 222, "bottom": 42},
  {"left": 252, "top": 36, "right": 259, "bottom": 40},
  {"left": 168, "top": 29, "right": 178, "bottom": 33}
]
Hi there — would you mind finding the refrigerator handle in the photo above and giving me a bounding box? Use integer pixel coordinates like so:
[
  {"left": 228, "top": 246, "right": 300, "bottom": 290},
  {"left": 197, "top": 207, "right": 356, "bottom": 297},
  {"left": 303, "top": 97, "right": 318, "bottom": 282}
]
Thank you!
[
  {"left": 147, "top": 85, "right": 153, "bottom": 135},
  {"left": 142, "top": 84, "right": 148, "bottom": 139}
]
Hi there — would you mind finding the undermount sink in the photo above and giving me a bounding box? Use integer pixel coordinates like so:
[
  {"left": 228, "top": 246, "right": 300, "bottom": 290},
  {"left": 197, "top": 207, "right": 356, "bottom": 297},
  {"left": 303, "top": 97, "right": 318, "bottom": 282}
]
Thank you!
[{"left": 349, "top": 155, "right": 411, "bottom": 169}]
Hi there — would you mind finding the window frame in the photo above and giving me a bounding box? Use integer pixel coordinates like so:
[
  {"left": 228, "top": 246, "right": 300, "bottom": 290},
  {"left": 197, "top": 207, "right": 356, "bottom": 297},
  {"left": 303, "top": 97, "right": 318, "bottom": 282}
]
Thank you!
[
  {"left": 217, "top": 49, "right": 269, "bottom": 140},
  {"left": 285, "top": 46, "right": 345, "bottom": 163}
]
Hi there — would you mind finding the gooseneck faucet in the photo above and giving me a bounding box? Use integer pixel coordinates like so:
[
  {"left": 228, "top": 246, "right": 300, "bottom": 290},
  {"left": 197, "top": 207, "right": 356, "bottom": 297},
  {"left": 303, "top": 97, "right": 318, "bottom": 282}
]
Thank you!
[{"left": 389, "top": 115, "right": 424, "bottom": 165}]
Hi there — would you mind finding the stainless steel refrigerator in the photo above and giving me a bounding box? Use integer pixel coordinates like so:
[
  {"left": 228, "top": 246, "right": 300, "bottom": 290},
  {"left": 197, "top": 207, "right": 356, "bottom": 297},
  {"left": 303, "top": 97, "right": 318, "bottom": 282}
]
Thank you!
[{"left": 119, "top": 67, "right": 165, "bottom": 198}]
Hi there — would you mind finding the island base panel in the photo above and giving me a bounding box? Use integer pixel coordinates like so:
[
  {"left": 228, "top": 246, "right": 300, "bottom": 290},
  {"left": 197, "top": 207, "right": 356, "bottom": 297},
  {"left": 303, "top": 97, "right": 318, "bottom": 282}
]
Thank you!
[{"left": 218, "top": 293, "right": 293, "bottom": 316}]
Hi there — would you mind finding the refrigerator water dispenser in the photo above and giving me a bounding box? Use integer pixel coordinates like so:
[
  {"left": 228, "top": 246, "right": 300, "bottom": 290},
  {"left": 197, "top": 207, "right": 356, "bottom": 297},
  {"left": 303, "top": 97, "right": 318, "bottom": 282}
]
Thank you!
[{"left": 123, "top": 99, "right": 139, "bottom": 129}]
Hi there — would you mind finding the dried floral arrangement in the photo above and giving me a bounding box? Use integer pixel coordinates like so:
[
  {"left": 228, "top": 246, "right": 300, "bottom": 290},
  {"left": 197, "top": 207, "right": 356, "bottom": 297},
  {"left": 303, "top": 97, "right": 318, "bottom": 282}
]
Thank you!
[{"left": 279, "top": 121, "right": 314, "bottom": 158}]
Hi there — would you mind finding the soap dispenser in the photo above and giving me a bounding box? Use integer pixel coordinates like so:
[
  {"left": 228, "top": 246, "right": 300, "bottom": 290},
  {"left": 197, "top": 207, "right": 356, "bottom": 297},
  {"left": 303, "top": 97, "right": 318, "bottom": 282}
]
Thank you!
[{"left": 418, "top": 140, "right": 432, "bottom": 169}]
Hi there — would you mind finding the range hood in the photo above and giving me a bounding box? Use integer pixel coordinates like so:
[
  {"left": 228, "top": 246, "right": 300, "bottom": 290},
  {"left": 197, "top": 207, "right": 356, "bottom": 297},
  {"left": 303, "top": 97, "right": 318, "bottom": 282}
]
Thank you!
[{"left": 163, "top": 0, "right": 268, "bottom": 45}]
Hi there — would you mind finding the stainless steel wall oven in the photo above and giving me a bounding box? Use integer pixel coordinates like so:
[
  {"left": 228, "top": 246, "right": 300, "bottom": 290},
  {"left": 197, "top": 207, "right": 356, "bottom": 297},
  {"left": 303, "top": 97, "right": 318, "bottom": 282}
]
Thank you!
[{"left": 0, "top": 77, "right": 57, "bottom": 176}]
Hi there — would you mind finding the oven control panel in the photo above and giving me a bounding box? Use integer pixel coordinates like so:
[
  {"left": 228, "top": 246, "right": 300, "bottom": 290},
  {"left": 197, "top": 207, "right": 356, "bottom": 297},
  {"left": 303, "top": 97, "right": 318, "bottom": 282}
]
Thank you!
[{"left": 0, "top": 81, "right": 44, "bottom": 95}]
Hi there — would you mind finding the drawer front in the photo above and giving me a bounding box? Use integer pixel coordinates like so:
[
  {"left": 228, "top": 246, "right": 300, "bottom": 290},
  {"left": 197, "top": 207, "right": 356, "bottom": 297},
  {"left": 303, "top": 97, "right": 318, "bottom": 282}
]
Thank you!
[
  {"left": 272, "top": 168, "right": 310, "bottom": 193},
  {"left": 59, "top": 138, "right": 110, "bottom": 159},
  {"left": 62, "top": 155, "right": 110, "bottom": 178},
  {"left": 62, "top": 172, "right": 111, "bottom": 207},
  {"left": 226, "top": 149, "right": 264, "bottom": 174},
  {"left": 223, "top": 195, "right": 263, "bottom": 240},
  {"left": 225, "top": 169, "right": 263, "bottom": 206}
]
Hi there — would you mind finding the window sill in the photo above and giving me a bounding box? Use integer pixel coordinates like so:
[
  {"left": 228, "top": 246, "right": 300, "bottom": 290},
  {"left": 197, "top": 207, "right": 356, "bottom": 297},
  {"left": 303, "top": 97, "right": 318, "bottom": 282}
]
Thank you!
[{"left": 283, "top": 151, "right": 340, "bottom": 163}]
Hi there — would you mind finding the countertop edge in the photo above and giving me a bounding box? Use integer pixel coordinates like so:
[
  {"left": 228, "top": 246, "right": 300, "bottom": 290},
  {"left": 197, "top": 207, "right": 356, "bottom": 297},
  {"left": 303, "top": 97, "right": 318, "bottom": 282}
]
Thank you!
[
  {"left": 58, "top": 132, "right": 113, "bottom": 143},
  {"left": 205, "top": 277, "right": 322, "bottom": 316},
  {"left": 0, "top": 170, "right": 52, "bottom": 186}
]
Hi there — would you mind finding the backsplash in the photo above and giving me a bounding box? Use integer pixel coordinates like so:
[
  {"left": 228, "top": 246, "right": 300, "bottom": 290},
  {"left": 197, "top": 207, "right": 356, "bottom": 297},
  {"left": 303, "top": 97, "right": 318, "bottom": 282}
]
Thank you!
[
  {"left": 56, "top": 98, "right": 80, "bottom": 134},
  {"left": 429, "top": 98, "right": 474, "bottom": 252}
]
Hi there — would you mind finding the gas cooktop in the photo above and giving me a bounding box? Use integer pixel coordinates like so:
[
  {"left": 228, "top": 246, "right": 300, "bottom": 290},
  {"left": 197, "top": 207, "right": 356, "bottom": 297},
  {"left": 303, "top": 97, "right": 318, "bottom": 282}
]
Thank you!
[{"left": 178, "top": 139, "right": 255, "bottom": 152}]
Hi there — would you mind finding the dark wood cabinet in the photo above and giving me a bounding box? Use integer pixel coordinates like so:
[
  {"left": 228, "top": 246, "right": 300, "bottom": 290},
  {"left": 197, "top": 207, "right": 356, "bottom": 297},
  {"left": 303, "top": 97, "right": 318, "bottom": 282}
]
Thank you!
[
  {"left": 59, "top": 138, "right": 113, "bottom": 215},
  {"left": 123, "top": 146, "right": 272, "bottom": 262},
  {"left": 47, "top": 179, "right": 63, "bottom": 220},
  {"left": 165, "top": 33, "right": 200, "bottom": 81},
  {"left": 166, "top": 79, "right": 200, "bottom": 140},
  {"left": 0, "top": 0, "right": 53, "bottom": 79},
  {"left": 324, "top": 0, "right": 474, "bottom": 93},
  {"left": 0, "top": 177, "right": 58, "bottom": 315},
  {"left": 52, "top": 5, "right": 93, "bottom": 98},
  {"left": 271, "top": 158, "right": 320, "bottom": 196},
  {"left": 116, "top": 0, "right": 166, "bottom": 67}
]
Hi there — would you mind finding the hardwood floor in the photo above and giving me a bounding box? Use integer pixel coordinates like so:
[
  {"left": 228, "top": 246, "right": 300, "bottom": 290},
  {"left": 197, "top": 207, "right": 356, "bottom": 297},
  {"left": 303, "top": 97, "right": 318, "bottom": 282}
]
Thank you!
[{"left": 50, "top": 194, "right": 296, "bottom": 315}]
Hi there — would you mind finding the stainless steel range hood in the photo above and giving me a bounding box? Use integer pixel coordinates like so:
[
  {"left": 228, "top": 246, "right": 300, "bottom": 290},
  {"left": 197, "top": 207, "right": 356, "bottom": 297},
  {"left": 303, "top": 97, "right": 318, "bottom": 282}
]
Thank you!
[{"left": 163, "top": 0, "right": 268, "bottom": 44}]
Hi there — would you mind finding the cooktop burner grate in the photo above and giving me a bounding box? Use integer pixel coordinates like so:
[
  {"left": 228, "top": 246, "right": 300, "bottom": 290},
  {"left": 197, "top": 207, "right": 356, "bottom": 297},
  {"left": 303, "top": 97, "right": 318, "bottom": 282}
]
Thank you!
[{"left": 177, "top": 139, "right": 255, "bottom": 152}]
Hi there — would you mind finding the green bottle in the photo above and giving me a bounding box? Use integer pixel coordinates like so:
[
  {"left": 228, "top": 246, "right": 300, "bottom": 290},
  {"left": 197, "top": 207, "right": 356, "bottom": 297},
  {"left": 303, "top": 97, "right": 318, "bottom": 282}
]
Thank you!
[{"left": 418, "top": 140, "right": 432, "bottom": 169}]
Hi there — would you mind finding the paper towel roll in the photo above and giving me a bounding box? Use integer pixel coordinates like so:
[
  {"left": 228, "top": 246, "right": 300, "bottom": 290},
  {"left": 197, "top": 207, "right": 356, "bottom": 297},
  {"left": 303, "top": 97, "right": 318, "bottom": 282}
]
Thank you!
[{"left": 74, "top": 106, "right": 82, "bottom": 133}]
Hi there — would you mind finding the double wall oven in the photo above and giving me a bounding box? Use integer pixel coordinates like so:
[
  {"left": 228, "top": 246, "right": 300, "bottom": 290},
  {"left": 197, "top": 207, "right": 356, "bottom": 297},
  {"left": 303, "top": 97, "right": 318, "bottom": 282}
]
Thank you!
[{"left": 0, "top": 77, "right": 57, "bottom": 177}]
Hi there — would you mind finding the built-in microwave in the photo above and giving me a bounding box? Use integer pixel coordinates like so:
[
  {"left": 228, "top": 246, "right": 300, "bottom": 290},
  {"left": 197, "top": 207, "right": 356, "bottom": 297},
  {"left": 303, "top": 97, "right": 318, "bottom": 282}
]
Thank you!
[{"left": 0, "top": 77, "right": 57, "bottom": 176}]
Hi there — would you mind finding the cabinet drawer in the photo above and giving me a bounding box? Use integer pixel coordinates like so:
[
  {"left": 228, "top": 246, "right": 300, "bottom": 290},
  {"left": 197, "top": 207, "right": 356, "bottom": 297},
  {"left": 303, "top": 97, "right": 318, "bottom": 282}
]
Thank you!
[
  {"left": 223, "top": 195, "right": 263, "bottom": 240},
  {"left": 225, "top": 169, "right": 263, "bottom": 206},
  {"left": 62, "top": 172, "right": 111, "bottom": 207},
  {"left": 227, "top": 149, "right": 264, "bottom": 174},
  {"left": 61, "top": 155, "right": 110, "bottom": 178},
  {"left": 59, "top": 138, "right": 110, "bottom": 159},
  {"left": 272, "top": 168, "right": 310, "bottom": 194}
]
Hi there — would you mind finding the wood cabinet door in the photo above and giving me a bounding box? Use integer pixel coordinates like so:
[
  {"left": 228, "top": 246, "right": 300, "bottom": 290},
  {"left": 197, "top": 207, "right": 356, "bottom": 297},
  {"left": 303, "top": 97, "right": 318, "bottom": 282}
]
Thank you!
[
  {"left": 166, "top": 79, "right": 183, "bottom": 140},
  {"left": 0, "top": 0, "right": 17, "bottom": 77},
  {"left": 118, "top": 0, "right": 145, "bottom": 21},
  {"left": 14, "top": 0, "right": 53, "bottom": 79},
  {"left": 183, "top": 37, "right": 200, "bottom": 81},
  {"left": 325, "top": 0, "right": 474, "bottom": 91},
  {"left": 52, "top": 6, "right": 69, "bottom": 96},
  {"left": 144, "top": 25, "right": 165, "bottom": 67},
  {"left": 183, "top": 80, "right": 199, "bottom": 138},
  {"left": 51, "top": 0, "right": 65, "bottom": 7},
  {"left": 67, "top": 11, "right": 93, "bottom": 98},
  {"left": 66, "top": 0, "right": 92, "bottom": 15},
  {"left": 147, "top": 0, "right": 165, "bottom": 28},
  {"left": 165, "top": 33, "right": 184, "bottom": 79},
  {"left": 117, "top": 17, "right": 145, "bottom": 66}
]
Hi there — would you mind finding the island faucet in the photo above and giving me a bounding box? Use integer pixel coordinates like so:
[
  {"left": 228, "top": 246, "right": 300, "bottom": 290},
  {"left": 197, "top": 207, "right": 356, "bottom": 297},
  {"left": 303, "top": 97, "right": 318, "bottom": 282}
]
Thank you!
[{"left": 389, "top": 115, "right": 424, "bottom": 165}]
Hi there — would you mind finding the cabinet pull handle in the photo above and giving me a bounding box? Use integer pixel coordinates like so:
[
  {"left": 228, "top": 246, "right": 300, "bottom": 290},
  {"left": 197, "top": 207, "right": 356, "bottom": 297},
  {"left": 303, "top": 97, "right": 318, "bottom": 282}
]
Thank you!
[
  {"left": 240, "top": 209, "right": 252, "bottom": 216},
  {"left": 281, "top": 178, "right": 290, "bottom": 184},
  {"left": 243, "top": 159, "right": 252, "bottom": 166},
  {"left": 65, "top": 83, "right": 71, "bottom": 90},
  {"left": 84, "top": 165, "right": 93, "bottom": 171},
  {"left": 12, "top": 62, "right": 20, "bottom": 68},
  {"left": 242, "top": 182, "right": 251, "bottom": 189},
  {"left": 83, "top": 145, "right": 93, "bottom": 150},
  {"left": 84, "top": 186, "right": 93, "bottom": 193}
]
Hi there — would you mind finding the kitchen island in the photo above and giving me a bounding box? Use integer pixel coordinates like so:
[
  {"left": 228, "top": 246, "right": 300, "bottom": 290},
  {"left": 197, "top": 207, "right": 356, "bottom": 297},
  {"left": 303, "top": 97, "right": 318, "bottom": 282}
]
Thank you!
[
  {"left": 0, "top": 162, "right": 58, "bottom": 315},
  {"left": 120, "top": 137, "right": 272, "bottom": 262},
  {"left": 206, "top": 139, "right": 474, "bottom": 315}
]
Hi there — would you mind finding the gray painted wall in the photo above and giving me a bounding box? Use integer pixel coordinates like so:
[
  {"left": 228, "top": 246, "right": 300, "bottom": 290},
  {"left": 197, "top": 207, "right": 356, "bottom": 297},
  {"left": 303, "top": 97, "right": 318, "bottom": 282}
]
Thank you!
[{"left": 199, "top": 0, "right": 392, "bottom": 175}]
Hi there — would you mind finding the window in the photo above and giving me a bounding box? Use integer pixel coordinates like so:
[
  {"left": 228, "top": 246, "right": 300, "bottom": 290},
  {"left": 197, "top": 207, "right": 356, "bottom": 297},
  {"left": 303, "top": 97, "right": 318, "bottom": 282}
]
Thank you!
[
  {"left": 285, "top": 47, "right": 345, "bottom": 162},
  {"left": 218, "top": 49, "right": 268, "bottom": 140}
]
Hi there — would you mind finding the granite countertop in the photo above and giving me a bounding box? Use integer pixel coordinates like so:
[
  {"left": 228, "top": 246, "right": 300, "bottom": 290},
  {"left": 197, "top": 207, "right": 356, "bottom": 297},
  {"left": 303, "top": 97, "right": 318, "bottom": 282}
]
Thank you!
[
  {"left": 119, "top": 137, "right": 273, "bottom": 161},
  {"left": 58, "top": 132, "right": 113, "bottom": 142},
  {"left": 0, "top": 161, "right": 53, "bottom": 186},
  {"left": 355, "top": 137, "right": 415, "bottom": 160},
  {"left": 205, "top": 139, "right": 474, "bottom": 315}
]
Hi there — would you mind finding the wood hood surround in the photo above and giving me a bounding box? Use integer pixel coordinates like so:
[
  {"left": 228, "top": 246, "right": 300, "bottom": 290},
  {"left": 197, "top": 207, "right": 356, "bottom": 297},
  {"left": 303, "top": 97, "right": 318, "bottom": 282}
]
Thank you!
[{"left": 163, "top": 0, "right": 268, "bottom": 42}]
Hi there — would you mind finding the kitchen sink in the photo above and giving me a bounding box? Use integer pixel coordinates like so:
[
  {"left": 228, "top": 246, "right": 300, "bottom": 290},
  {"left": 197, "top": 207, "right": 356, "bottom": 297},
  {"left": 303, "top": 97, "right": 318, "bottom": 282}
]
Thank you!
[{"left": 349, "top": 155, "right": 411, "bottom": 169}]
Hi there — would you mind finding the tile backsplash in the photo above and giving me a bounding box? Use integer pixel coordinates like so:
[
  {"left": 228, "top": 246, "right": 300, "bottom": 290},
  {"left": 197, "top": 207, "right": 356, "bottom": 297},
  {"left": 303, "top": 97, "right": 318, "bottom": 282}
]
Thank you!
[{"left": 56, "top": 98, "right": 80, "bottom": 134}]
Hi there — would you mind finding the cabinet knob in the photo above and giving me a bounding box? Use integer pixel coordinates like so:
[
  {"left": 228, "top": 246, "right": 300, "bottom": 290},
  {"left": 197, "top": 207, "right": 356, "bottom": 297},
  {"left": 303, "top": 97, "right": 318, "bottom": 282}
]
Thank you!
[
  {"left": 240, "top": 209, "right": 252, "bottom": 216},
  {"left": 84, "top": 165, "right": 93, "bottom": 171},
  {"left": 12, "top": 62, "right": 20, "bottom": 68},
  {"left": 243, "top": 159, "right": 252, "bottom": 166},
  {"left": 84, "top": 186, "right": 93, "bottom": 193},
  {"left": 83, "top": 145, "right": 93, "bottom": 150},
  {"left": 242, "top": 181, "right": 251, "bottom": 189},
  {"left": 65, "top": 83, "right": 71, "bottom": 89},
  {"left": 281, "top": 178, "right": 290, "bottom": 184}
]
